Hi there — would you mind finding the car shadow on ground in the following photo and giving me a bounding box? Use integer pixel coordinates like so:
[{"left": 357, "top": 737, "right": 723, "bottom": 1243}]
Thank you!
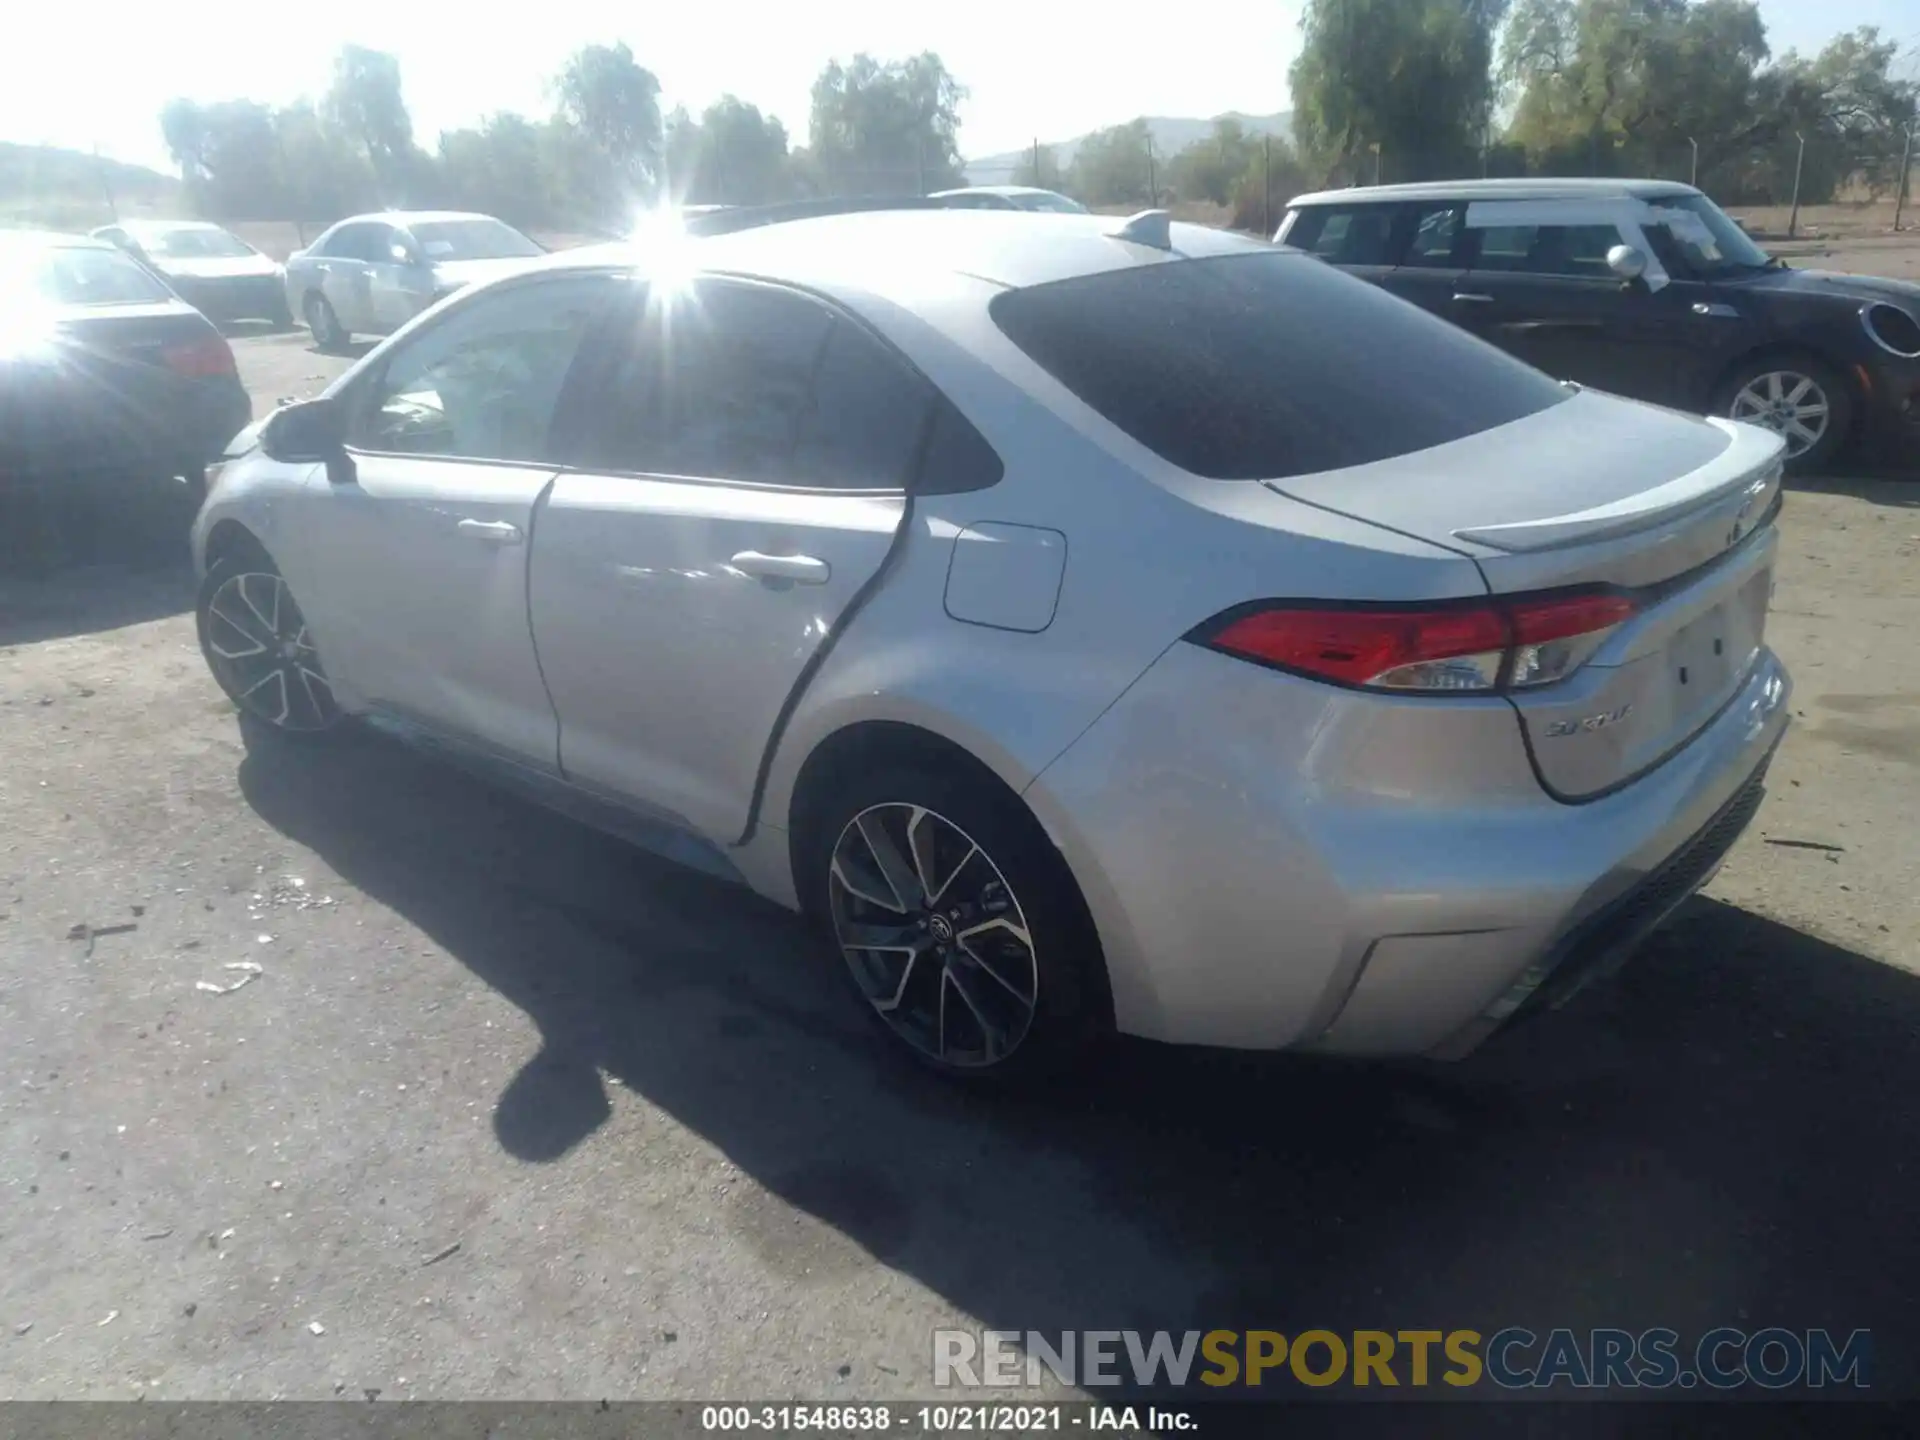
[
  {"left": 237, "top": 726, "right": 1920, "bottom": 1413},
  {"left": 0, "top": 499, "right": 195, "bottom": 645},
  {"left": 1792, "top": 469, "right": 1920, "bottom": 508}
]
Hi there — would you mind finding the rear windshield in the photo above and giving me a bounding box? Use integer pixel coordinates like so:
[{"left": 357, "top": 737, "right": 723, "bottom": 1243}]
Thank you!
[
  {"left": 143, "top": 227, "right": 254, "bottom": 259},
  {"left": 989, "top": 251, "right": 1571, "bottom": 480},
  {"left": 15, "top": 246, "right": 175, "bottom": 307},
  {"left": 410, "top": 219, "right": 544, "bottom": 261}
]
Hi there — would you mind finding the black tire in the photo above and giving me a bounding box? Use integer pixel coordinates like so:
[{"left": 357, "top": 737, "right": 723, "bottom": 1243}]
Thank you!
[
  {"left": 304, "top": 292, "right": 347, "bottom": 353},
  {"left": 196, "top": 546, "right": 344, "bottom": 742},
  {"left": 799, "top": 758, "right": 1111, "bottom": 1084},
  {"left": 1714, "top": 352, "right": 1853, "bottom": 475}
]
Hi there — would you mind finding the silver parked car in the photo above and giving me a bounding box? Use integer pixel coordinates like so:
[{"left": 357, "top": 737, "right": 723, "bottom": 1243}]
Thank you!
[
  {"left": 91, "top": 220, "right": 292, "bottom": 327},
  {"left": 929, "top": 185, "right": 1089, "bottom": 214},
  {"left": 282, "top": 210, "right": 544, "bottom": 351},
  {"left": 192, "top": 206, "right": 1791, "bottom": 1080}
]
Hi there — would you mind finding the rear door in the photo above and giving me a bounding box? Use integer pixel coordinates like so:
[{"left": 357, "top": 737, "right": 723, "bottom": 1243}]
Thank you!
[
  {"left": 1378, "top": 200, "right": 1471, "bottom": 320},
  {"left": 318, "top": 223, "right": 379, "bottom": 333},
  {"left": 1454, "top": 205, "right": 1712, "bottom": 403},
  {"left": 298, "top": 271, "right": 624, "bottom": 765},
  {"left": 529, "top": 279, "right": 927, "bottom": 842}
]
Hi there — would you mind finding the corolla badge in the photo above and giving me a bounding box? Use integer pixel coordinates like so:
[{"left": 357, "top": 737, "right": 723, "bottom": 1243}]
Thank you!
[{"left": 1545, "top": 703, "right": 1633, "bottom": 739}]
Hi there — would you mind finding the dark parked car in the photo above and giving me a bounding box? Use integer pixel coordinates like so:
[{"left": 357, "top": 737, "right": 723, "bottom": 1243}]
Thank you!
[
  {"left": 92, "top": 220, "right": 292, "bottom": 328},
  {"left": 0, "top": 231, "right": 251, "bottom": 503},
  {"left": 1278, "top": 178, "right": 1920, "bottom": 472}
]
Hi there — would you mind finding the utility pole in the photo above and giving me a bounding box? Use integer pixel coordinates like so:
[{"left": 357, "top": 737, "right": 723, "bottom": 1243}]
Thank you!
[
  {"left": 94, "top": 141, "right": 116, "bottom": 220},
  {"left": 1263, "top": 134, "right": 1272, "bottom": 236},
  {"left": 1688, "top": 136, "right": 1698, "bottom": 187},
  {"left": 1032, "top": 136, "right": 1040, "bottom": 185},
  {"left": 1896, "top": 119, "right": 1915, "bottom": 233},
  {"left": 1788, "top": 132, "right": 1806, "bottom": 239},
  {"left": 1145, "top": 133, "right": 1157, "bottom": 206},
  {"left": 1372, "top": 143, "right": 1382, "bottom": 185}
]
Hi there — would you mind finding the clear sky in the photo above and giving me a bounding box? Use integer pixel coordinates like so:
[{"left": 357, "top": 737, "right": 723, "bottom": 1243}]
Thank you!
[{"left": 4, "top": 0, "right": 1915, "bottom": 173}]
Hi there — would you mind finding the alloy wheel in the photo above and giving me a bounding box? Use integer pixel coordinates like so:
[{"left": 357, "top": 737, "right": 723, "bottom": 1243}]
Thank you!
[
  {"left": 827, "top": 802, "right": 1039, "bottom": 1068},
  {"left": 305, "top": 294, "right": 338, "bottom": 350},
  {"left": 1730, "top": 370, "right": 1830, "bottom": 458},
  {"left": 203, "top": 570, "right": 340, "bottom": 732}
]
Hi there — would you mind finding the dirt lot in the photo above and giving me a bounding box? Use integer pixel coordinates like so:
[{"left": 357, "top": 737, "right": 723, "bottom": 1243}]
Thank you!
[{"left": 1, "top": 242, "right": 1918, "bottom": 1412}]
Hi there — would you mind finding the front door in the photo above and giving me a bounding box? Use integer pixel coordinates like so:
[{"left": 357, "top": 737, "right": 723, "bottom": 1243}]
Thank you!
[
  {"left": 1378, "top": 200, "right": 1471, "bottom": 322},
  {"left": 297, "top": 271, "right": 623, "bottom": 766},
  {"left": 530, "top": 278, "right": 928, "bottom": 842}
]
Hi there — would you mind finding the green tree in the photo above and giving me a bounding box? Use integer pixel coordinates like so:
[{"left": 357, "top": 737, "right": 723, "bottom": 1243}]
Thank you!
[
  {"left": 436, "top": 113, "right": 556, "bottom": 229},
  {"left": 1070, "top": 119, "right": 1155, "bottom": 205},
  {"left": 1291, "top": 0, "right": 1508, "bottom": 184},
  {"left": 1167, "top": 118, "right": 1263, "bottom": 204},
  {"left": 555, "top": 42, "right": 664, "bottom": 200},
  {"left": 674, "top": 97, "right": 793, "bottom": 204},
  {"left": 809, "top": 53, "right": 967, "bottom": 193},
  {"left": 322, "top": 44, "right": 418, "bottom": 195}
]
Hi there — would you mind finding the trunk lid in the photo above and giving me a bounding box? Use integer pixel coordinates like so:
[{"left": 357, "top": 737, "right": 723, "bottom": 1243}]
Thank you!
[{"left": 1265, "top": 389, "right": 1785, "bottom": 800}]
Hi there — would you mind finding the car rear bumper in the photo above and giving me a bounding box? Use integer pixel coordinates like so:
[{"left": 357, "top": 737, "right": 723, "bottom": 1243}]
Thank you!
[
  {"left": 1023, "top": 640, "right": 1792, "bottom": 1057},
  {"left": 165, "top": 275, "right": 287, "bottom": 321},
  {"left": 1, "top": 376, "right": 251, "bottom": 490}
]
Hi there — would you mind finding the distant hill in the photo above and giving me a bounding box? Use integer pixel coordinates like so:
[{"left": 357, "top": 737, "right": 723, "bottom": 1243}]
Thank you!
[
  {"left": 0, "top": 142, "right": 180, "bottom": 231},
  {"left": 965, "top": 112, "right": 1293, "bottom": 186}
]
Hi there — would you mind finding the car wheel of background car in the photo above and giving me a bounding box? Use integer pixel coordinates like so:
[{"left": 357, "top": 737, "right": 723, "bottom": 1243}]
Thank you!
[
  {"left": 197, "top": 550, "right": 343, "bottom": 739},
  {"left": 303, "top": 293, "right": 347, "bottom": 353},
  {"left": 1716, "top": 353, "right": 1852, "bottom": 474},
  {"left": 802, "top": 758, "right": 1110, "bottom": 1083}
]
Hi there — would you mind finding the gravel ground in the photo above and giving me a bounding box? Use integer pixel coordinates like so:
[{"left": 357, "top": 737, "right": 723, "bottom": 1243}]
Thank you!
[{"left": 1, "top": 310, "right": 1918, "bottom": 1410}]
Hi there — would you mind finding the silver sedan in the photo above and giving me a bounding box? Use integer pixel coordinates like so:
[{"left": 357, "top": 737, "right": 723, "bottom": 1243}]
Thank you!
[{"left": 191, "top": 206, "right": 1790, "bottom": 1081}]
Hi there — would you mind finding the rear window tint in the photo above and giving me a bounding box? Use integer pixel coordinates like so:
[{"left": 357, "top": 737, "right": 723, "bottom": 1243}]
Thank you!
[
  {"left": 989, "top": 252, "right": 1571, "bottom": 480},
  {"left": 19, "top": 246, "right": 173, "bottom": 306}
]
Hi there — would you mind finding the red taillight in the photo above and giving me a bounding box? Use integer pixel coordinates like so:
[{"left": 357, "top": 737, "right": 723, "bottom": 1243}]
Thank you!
[
  {"left": 1198, "top": 590, "right": 1637, "bottom": 694},
  {"left": 162, "top": 335, "right": 236, "bottom": 378}
]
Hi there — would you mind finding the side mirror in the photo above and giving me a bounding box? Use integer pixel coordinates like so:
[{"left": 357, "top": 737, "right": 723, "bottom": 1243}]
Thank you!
[
  {"left": 1606, "top": 243, "right": 1649, "bottom": 283},
  {"left": 260, "top": 397, "right": 352, "bottom": 484}
]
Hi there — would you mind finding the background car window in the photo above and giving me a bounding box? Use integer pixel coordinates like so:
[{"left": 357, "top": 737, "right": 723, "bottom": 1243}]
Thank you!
[
  {"left": 1298, "top": 207, "right": 1397, "bottom": 265},
  {"left": 1472, "top": 223, "right": 1627, "bottom": 277},
  {"left": 1403, "top": 205, "right": 1465, "bottom": 267},
  {"left": 990, "top": 251, "right": 1571, "bottom": 481},
  {"left": 353, "top": 276, "right": 615, "bottom": 463},
  {"left": 148, "top": 227, "right": 254, "bottom": 259}
]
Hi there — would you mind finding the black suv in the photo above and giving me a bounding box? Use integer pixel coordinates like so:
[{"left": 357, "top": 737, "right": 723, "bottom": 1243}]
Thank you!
[{"left": 1278, "top": 178, "right": 1920, "bottom": 472}]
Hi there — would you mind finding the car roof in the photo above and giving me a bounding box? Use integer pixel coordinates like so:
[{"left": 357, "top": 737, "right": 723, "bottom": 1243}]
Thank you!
[
  {"left": 930, "top": 186, "right": 1064, "bottom": 200},
  {"left": 0, "top": 228, "right": 115, "bottom": 253},
  {"left": 329, "top": 210, "right": 503, "bottom": 229},
  {"left": 547, "top": 208, "right": 1273, "bottom": 304},
  {"left": 1287, "top": 177, "right": 1704, "bottom": 207},
  {"left": 116, "top": 219, "right": 228, "bottom": 234}
]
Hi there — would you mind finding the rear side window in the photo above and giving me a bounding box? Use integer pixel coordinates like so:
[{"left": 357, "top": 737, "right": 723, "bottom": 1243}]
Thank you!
[
  {"left": 1404, "top": 204, "right": 1466, "bottom": 267},
  {"left": 989, "top": 251, "right": 1571, "bottom": 480},
  {"left": 584, "top": 280, "right": 999, "bottom": 493}
]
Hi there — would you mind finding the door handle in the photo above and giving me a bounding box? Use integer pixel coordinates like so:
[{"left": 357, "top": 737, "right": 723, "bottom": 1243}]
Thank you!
[
  {"left": 457, "top": 518, "right": 523, "bottom": 546},
  {"left": 1452, "top": 292, "right": 1495, "bottom": 304},
  {"left": 731, "top": 551, "right": 830, "bottom": 585}
]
